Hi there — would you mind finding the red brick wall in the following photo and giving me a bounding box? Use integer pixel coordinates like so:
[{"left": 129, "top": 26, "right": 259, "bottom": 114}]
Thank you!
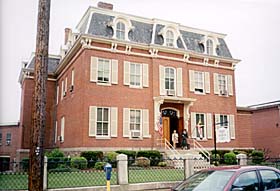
[
  {"left": 236, "top": 110, "right": 254, "bottom": 148},
  {"left": 251, "top": 107, "right": 280, "bottom": 157},
  {"left": 0, "top": 124, "right": 20, "bottom": 160}
]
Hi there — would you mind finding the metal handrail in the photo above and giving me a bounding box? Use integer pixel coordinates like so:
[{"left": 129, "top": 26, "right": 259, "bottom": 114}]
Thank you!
[
  {"left": 164, "top": 138, "right": 180, "bottom": 157},
  {"left": 192, "top": 139, "right": 210, "bottom": 161}
]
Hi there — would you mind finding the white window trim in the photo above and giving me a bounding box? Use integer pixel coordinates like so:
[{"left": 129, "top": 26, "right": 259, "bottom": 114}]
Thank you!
[
  {"left": 129, "top": 109, "right": 142, "bottom": 139},
  {"left": 200, "top": 36, "right": 220, "bottom": 56},
  {"left": 218, "top": 74, "right": 228, "bottom": 96},
  {"left": 129, "top": 62, "right": 143, "bottom": 88},
  {"left": 194, "top": 71, "right": 205, "bottom": 94},
  {"left": 164, "top": 67, "right": 177, "bottom": 94},
  {"left": 159, "top": 26, "right": 180, "bottom": 48},
  {"left": 195, "top": 113, "right": 207, "bottom": 141},
  {"left": 96, "top": 107, "right": 111, "bottom": 138},
  {"left": 111, "top": 17, "right": 133, "bottom": 41},
  {"left": 97, "top": 58, "right": 111, "bottom": 85}
]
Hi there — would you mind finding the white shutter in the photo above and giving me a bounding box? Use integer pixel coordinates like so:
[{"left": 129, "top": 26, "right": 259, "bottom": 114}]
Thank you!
[
  {"left": 206, "top": 113, "right": 212, "bottom": 139},
  {"left": 205, "top": 72, "right": 210, "bottom": 94},
  {"left": 111, "top": 59, "right": 118, "bottom": 84},
  {"left": 71, "top": 70, "right": 74, "bottom": 86},
  {"left": 191, "top": 112, "right": 196, "bottom": 138},
  {"left": 177, "top": 68, "right": 183, "bottom": 97},
  {"left": 214, "top": 73, "right": 219, "bottom": 94},
  {"left": 143, "top": 64, "right": 149, "bottom": 88},
  {"left": 189, "top": 70, "right": 195, "bottom": 92},
  {"left": 65, "top": 77, "right": 68, "bottom": 93},
  {"left": 90, "top": 57, "right": 98, "bottom": 82},
  {"left": 55, "top": 121, "right": 57, "bottom": 143},
  {"left": 159, "top": 65, "right": 165, "bottom": 95},
  {"left": 56, "top": 85, "right": 59, "bottom": 104},
  {"left": 61, "top": 80, "right": 64, "bottom": 100},
  {"left": 215, "top": 114, "right": 220, "bottom": 129},
  {"left": 111, "top": 107, "right": 118, "bottom": 137},
  {"left": 124, "top": 61, "right": 130, "bottom": 85},
  {"left": 123, "top": 108, "right": 130, "bottom": 137},
  {"left": 89, "top": 106, "right": 96, "bottom": 137},
  {"left": 229, "top": 115, "right": 235, "bottom": 139},
  {"left": 61, "top": 117, "right": 65, "bottom": 142},
  {"left": 227, "top": 75, "right": 233, "bottom": 96},
  {"left": 142, "top": 109, "right": 150, "bottom": 138}
]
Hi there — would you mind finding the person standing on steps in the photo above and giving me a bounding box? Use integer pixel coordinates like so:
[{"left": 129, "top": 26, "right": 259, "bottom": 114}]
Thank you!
[
  {"left": 172, "top": 130, "right": 179, "bottom": 149},
  {"left": 181, "top": 129, "right": 189, "bottom": 150}
]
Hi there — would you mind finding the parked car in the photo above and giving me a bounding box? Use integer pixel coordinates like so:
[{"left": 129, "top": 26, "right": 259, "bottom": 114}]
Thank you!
[{"left": 172, "top": 166, "right": 280, "bottom": 191}]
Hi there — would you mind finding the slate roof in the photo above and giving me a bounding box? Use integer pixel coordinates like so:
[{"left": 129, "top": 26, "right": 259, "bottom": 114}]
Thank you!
[
  {"left": 82, "top": 10, "right": 233, "bottom": 59},
  {"left": 27, "top": 56, "right": 60, "bottom": 74}
]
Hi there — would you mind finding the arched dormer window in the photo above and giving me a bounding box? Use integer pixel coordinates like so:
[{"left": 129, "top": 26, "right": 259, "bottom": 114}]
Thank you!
[
  {"left": 109, "top": 17, "right": 133, "bottom": 41},
  {"left": 206, "top": 39, "right": 213, "bottom": 55},
  {"left": 166, "top": 30, "right": 174, "bottom": 47},
  {"left": 116, "top": 21, "right": 125, "bottom": 40}
]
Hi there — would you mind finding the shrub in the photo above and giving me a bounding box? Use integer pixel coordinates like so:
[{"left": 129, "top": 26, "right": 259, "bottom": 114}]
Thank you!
[
  {"left": 251, "top": 150, "right": 264, "bottom": 164},
  {"left": 45, "top": 148, "right": 64, "bottom": 158},
  {"left": 104, "top": 152, "right": 118, "bottom": 168},
  {"left": 47, "top": 157, "right": 69, "bottom": 170},
  {"left": 116, "top": 150, "right": 137, "bottom": 159},
  {"left": 158, "top": 161, "right": 167, "bottom": 167},
  {"left": 49, "top": 167, "right": 79, "bottom": 173},
  {"left": 224, "top": 152, "right": 237, "bottom": 165},
  {"left": 94, "top": 162, "right": 107, "bottom": 170},
  {"left": 80, "top": 151, "right": 103, "bottom": 168},
  {"left": 71, "top": 157, "right": 88, "bottom": 170},
  {"left": 136, "top": 157, "right": 150, "bottom": 167},
  {"left": 210, "top": 153, "right": 220, "bottom": 165},
  {"left": 137, "top": 150, "right": 162, "bottom": 166}
]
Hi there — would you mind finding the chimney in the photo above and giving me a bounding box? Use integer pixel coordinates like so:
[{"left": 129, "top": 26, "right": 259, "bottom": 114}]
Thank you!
[
  {"left": 97, "top": 2, "right": 113, "bottom": 10},
  {"left": 64, "top": 28, "right": 72, "bottom": 45}
]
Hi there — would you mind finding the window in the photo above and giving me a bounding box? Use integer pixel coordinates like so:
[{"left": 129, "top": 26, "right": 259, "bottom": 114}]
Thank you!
[
  {"left": 130, "top": 109, "right": 141, "bottom": 138},
  {"left": 6, "top": 133, "right": 11, "bottom": 145},
  {"left": 60, "top": 117, "right": 65, "bottom": 142},
  {"left": 232, "top": 171, "right": 259, "bottom": 191},
  {"left": 61, "top": 80, "right": 64, "bottom": 100},
  {"left": 97, "top": 58, "right": 110, "bottom": 83},
  {"left": 220, "top": 115, "right": 228, "bottom": 128},
  {"left": 218, "top": 74, "right": 227, "bottom": 93},
  {"left": 70, "top": 69, "right": 74, "bottom": 92},
  {"left": 0, "top": 132, "right": 2, "bottom": 145},
  {"left": 116, "top": 21, "right": 125, "bottom": 40},
  {"left": 130, "top": 63, "right": 141, "bottom": 87},
  {"left": 97, "top": 108, "right": 109, "bottom": 136},
  {"left": 166, "top": 30, "right": 174, "bottom": 47},
  {"left": 194, "top": 71, "right": 204, "bottom": 93},
  {"left": 196, "top": 113, "right": 205, "bottom": 140},
  {"left": 206, "top": 39, "right": 213, "bottom": 55},
  {"left": 165, "top": 67, "right": 175, "bottom": 94},
  {"left": 259, "top": 170, "right": 280, "bottom": 190}
]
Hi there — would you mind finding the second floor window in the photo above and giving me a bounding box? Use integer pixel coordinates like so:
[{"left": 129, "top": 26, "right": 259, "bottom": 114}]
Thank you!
[
  {"left": 218, "top": 74, "right": 227, "bottom": 92},
  {"left": 220, "top": 115, "right": 228, "bottom": 128},
  {"left": 130, "top": 109, "right": 141, "bottom": 138},
  {"left": 98, "top": 59, "right": 110, "bottom": 83},
  {"left": 194, "top": 71, "right": 204, "bottom": 93},
  {"left": 165, "top": 67, "right": 175, "bottom": 92},
  {"left": 6, "top": 133, "right": 11, "bottom": 145},
  {"left": 166, "top": 30, "right": 174, "bottom": 47},
  {"left": 130, "top": 63, "right": 141, "bottom": 87},
  {"left": 116, "top": 22, "right": 125, "bottom": 40},
  {"left": 97, "top": 108, "right": 109, "bottom": 136},
  {"left": 0, "top": 132, "right": 2, "bottom": 145}
]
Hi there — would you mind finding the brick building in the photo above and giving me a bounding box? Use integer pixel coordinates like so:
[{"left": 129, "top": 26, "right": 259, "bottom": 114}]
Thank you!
[{"left": 5, "top": 2, "right": 271, "bottom": 162}]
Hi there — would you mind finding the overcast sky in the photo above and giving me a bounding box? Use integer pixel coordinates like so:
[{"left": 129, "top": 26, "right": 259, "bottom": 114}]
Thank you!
[{"left": 0, "top": 0, "right": 280, "bottom": 123}]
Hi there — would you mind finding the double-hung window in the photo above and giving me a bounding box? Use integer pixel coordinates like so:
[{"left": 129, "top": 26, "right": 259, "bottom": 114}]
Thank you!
[
  {"left": 194, "top": 71, "right": 204, "bottom": 93},
  {"left": 97, "top": 59, "right": 110, "bottom": 83},
  {"left": 218, "top": 74, "right": 227, "bottom": 95},
  {"left": 220, "top": 115, "right": 228, "bottom": 128},
  {"left": 6, "top": 133, "right": 11, "bottom": 145},
  {"left": 0, "top": 132, "right": 2, "bottom": 145},
  {"left": 166, "top": 30, "right": 174, "bottom": 47},
  {"left": 97, "top": 108, "right": 109, "bottom": 136},
  {"left": 165, "top": 67, "right": 175, "bottom": 94},
  {"left": 130, "top": 109, "right": 141, "bottom": 138},
  {"left": 116, "top": 22, "right": 125, "bottom": 40},
  {"left": 206, "top": 39, "right": 214, "bottom": 55},
  {"left": 195, "top": 113, "right": 205, "bottom": 139},
  {"left": 130, "top": 63, "right": 141, "bottom": 87}
]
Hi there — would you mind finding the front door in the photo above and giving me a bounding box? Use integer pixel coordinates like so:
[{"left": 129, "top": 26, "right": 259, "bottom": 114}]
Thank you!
[{"left": 162, "top": 117, "right": 170, "bottom": 141}]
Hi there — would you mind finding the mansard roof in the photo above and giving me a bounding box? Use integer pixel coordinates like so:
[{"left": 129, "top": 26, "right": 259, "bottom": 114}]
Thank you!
[
  {"left": 76, "top": 7, "right": 233, "bottom": 59},
  {"left": 27, "top": 55, "right": 60, "bottom": 74}
]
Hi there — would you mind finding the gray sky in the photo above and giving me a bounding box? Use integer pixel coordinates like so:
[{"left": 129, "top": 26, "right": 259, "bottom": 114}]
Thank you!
[{"left": 1, "top": 0, "right": 280, "bottom": 123}]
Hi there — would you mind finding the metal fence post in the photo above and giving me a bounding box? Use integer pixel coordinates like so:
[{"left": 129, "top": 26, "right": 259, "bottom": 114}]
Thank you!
[
  {"left": 117, "top": 154, "right": 128, "bottom": 185},
  {"left": 43, "top": 156, "right": 48, "bottom": 190},
  {"left": 184, "top": 156, "right": 194, "bottom": 179}
]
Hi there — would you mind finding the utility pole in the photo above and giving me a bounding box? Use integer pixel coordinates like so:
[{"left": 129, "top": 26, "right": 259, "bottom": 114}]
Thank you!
[{"left": 28, "top": 0, "right": 51, "bottom": 190}]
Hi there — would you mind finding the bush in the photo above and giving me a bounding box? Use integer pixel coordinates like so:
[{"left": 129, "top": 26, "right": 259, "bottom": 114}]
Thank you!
[
  {"left": 158, "top": 161, "right": 167, "bottom": 167},
  {"left": 116, "top": 150, "right": 137, "bottom": 159},
  {"left": 71, "top": 157, "right": 88, "bottom": 170},
  {"left": 94, "top": 162, "right": 107, "bottom": 170},
  {"left": 49, "top": 167, "right": 79, "bottom": 173},
  {"left": 80, "top": 151, "right": 103, "bottom": 168},
  {"left": 137, "top": 150, "right": 162, "bottom": 166},
  {"left": 136, "top": 157, "right": 150, "bottom": 167},
  {"left": 251, "top": 150, "right": 264, "bottom": 164},
  {"left": 45, "top": 148, "right": 64, "bottom": 158},
  {"left": 210, "top": 153, "right": 220, "bottom": 165},
  {"left": 104, "top": 152, "right": 118, "bottom": 168},
  {"left": 21, "top": 158, "right": 29, "bottom": 171},
  {"left": 224, "top": 152, "right": 237, "bottom": 165},
  {"left": 48, "top": 157, "right": 70, "bottom": 170}
]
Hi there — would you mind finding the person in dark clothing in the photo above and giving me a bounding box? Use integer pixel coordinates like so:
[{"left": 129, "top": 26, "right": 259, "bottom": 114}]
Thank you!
[{"left": 181, "top": 129, "right": 189, "bottom": 150}]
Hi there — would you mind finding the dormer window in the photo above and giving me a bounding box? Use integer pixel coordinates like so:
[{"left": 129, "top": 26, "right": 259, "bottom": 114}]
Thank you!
[
  {"left": 166, "top": 30, "right": 174, "bottom": 47},
  {"left": 206, "top": 39, "right": 213, "bottom": 55},
  {"left": 116, "top": 21, "right": 125, "bottom": 40}
]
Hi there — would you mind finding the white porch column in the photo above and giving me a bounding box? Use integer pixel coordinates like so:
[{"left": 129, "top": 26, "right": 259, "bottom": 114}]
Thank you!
[
  {"left": 153, "top": 97, "right": 164, "bottom": 131},
  {"left": 184, "top": 103, "right": 193, "bottom": 132}
]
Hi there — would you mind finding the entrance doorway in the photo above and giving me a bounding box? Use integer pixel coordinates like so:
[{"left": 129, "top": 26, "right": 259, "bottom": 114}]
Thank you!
[{"left": 162, "top": 109, "right": 179, "bottom": 144}]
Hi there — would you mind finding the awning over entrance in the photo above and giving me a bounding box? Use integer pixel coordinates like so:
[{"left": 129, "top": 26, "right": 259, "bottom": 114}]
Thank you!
[{"left": 153, "top": 96, "right": 196, "bottom": 132}]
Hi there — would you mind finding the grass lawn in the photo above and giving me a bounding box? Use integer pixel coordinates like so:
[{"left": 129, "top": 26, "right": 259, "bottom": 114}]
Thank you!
[{"left": 0, "top": 168, "right": 183, "bottom": 190}]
